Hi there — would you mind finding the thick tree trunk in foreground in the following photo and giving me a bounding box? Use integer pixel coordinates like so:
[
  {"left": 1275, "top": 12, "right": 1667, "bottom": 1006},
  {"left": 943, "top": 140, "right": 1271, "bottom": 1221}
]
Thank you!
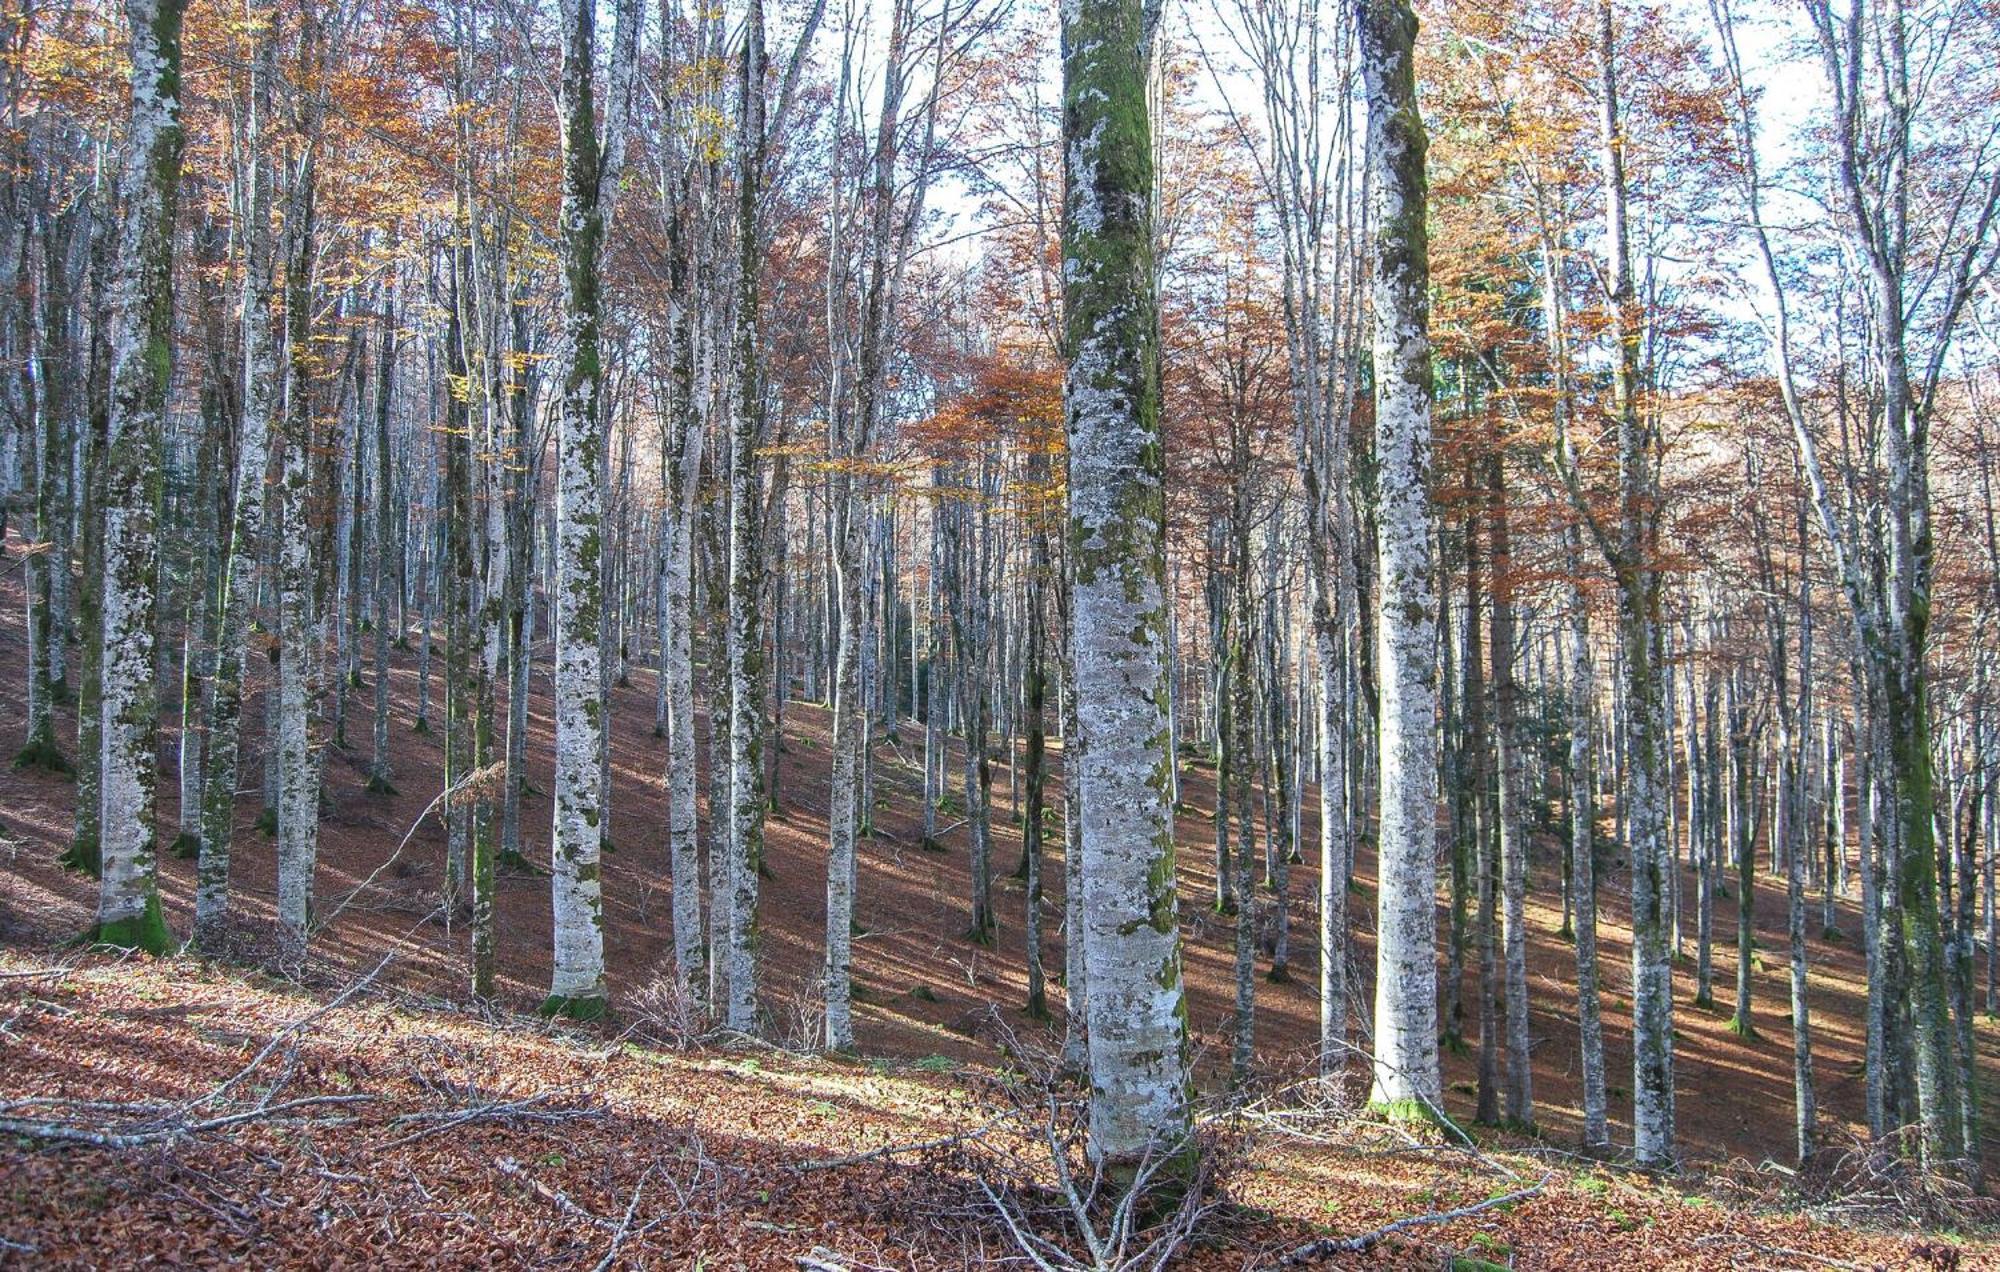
[
  {"left": 1359, "top": 0, "right": 1441, "bottom": 1117},
  {"left": 545, "top": 0, "right": 612, "bottom": 1018},
  {"left": 93, "top": 0, "right": 189, "bottom": 953},
  {"left": 1062, "top": 0, "right": 1194, "bottom": 1180}
]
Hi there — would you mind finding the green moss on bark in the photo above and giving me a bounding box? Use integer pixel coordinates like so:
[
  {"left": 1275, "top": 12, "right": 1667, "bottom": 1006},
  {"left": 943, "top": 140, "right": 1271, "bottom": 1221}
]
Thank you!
[
  {"left": 59, "top": 833, "right": 102, "bottom": 879},
  {"left": 87, "top": 892, "right": 173, "bottom": 955},
  {"left": 12, "top": 737, "right": 74, "bottom": 775},
  {"left": 539, "top": 992, "right": 608, "bottom": 1022}
]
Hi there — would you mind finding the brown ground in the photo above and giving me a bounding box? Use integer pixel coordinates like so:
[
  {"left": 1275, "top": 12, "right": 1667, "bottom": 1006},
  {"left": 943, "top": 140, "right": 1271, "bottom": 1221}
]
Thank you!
[
  {"left": 2, "top": 528, "right": 1999, "bottom": 1267},
  {"left": 6, "top": 948, "right": 1986, "bottom": 1269}
]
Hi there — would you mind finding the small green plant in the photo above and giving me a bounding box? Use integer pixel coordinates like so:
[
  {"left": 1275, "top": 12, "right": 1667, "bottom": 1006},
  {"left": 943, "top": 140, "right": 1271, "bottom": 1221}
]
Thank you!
[{"left": 915, "top": 1054, "right": 955, "bottom": 1073}]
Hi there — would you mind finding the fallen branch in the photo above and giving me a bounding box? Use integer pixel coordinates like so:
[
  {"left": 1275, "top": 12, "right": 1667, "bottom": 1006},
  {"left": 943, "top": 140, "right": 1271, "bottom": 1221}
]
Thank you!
[
  {"left": 382, "top": 1089, "right": 602, "bottom": 1149},
  {"left": 315, "top": 765, "right": 503, "bottom": 932},
  {"left": 796, "top": 1249, "right": 898, "bottom": 1272},
  {"left": 590, "top": 1165, "right": 656, "bottom": 1272},
  {"left": 1259, "top": 1174, "right": 1550, "bottom": 1267},
  {"left": 0, "top": 966, "right": 74, "bottom": 981},
  {"left": 0, "top": 1094, "right": 377, "bottom": 1150},
  {"left": 794, "top": 1117, "right": 1011, "bottom": 1172},
  {"left": 495, "top": 1155, "right": 615, "bottom": 1229},
  {"left": 206, "top": 948, "right": 398, "bottom": 1110},
  {"left": 1691, "top": 1233, "right": 1873, "bottom": 1271}
]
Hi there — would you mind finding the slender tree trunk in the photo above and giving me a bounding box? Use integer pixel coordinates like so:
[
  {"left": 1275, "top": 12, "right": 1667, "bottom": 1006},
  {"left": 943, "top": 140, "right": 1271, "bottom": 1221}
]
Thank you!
[
  {"left": 1728, "top": 673, "right": 1756, "bottom": 1039},
  {"left": 663, "top": 176, "right": 706, "bottom": 998},
  {"left": 1023, "top": 512, "right": 1049, "bottom": 1020},
  {"left": 64, "top": 201, "right": 112, "bottom": 881},
  {"left": 1488, "top": 454, "right": 1532, "bottom": 1127},
  {"left": 272, "top": 131, "right": 325, "bottom": 959},
  {"left": 189, "top": 14, "right": 274, "bottom": 948},
  {"left": 18, "top": 207, "right": 74, "bottom": 774},
  {"left": 1568, "top": 530, "right": 1607, "bottom": 1150},
  {"left": 443, "top": 230, "right": 491, "bottom": 995},
  {"left": 366, "top": 286, "right": 399, "bottom": 795},
  {"left": 1465, "top": 489, "right": 1499, "bottom": 1127},
  {"left": 1597, "top": 0, "right": 1674, "bottom": 1165},
  {"left": 1264, "top": 536, "right": 1294, "bottom": 983},
  {"left": 1221, "top": 399, "right": 1258, "bottom": 1088},
  {"left": 723, "top": 0, "right": 770, "bottom": 1032}
]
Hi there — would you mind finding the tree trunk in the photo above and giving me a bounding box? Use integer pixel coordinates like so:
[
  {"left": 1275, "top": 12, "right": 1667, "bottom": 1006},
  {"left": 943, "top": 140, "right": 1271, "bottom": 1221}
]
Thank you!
[
  {"left": 92, "top": 0, "right": 189, "bottom": 953},
  {"left": 723, "top": 0, "right": 770, "bottom": 1033},
  {"left": 1488, "top": 454, "right": 1532, "bottom": 1127},
  {"left": 1358, "top": 0, "right": 1440, "bottom": 1118},
  {"left": 1568, "top": 530, "right": 1607, "bottom": 1150},
  {"left": 193, "top": 12, "right": 278, "bottom": 944},
  {"left": 1062, "top": 0, "right": 1194, "bottom": 1179},
  {"left": 545, "top": 0, "right": 613, "bottom": 1018}
]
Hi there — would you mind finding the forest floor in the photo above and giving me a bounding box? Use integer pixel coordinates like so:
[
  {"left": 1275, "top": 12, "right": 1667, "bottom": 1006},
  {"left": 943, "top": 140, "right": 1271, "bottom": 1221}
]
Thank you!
[{"left": 2, "top": 530, "right": 1999, "bottom": 1266}]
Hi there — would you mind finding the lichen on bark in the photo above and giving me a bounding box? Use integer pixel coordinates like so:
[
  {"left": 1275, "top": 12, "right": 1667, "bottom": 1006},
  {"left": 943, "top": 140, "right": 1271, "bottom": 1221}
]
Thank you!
[{"left": 1062, "top": 0, "right": 1194, "bottom": 1184}]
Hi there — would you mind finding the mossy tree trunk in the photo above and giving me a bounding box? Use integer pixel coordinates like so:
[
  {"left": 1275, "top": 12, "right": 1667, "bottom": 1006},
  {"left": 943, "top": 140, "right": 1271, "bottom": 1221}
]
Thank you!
[
  {"left": 1061, "top": 0, "right": 1195, "bottom": 1180},
  {"left": 722, "top": 0, "right": 770, "bottom": 1032},
  {"left": 273, "top": 136, "right": 321, "bottom": 959},
  {"left": 91, "top": 0, "right": 189, "bottom": 954},
  {"left": 1358, "top": 0, "right": 1442, "bottom": 1119},
  {"left": 545, "top": 0, "right": 613, "bottom": 1018}
]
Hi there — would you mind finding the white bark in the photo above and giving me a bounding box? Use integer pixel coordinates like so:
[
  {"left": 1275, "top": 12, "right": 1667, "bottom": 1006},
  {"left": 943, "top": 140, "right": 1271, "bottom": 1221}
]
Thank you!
[
  {"left": 273, "top": 151, "right": 321, "bottom": 956},
  {"left": 664, "top": 320, "right": 705, "bottom": 996},
  {"left": 547, "top": 0, "right": 610, "bottom": 1012},
  {"left": 1567, "top": 533, "right": 1607, "bottom": 1149},
  {"left": 194, "top": 12, "right": 276, "bottom": 944},
  {"left": 1358, "top": 0, "right": 1440, "bottom": 1114},
  {"left": 95, "top": 0, "right": 187, "bottom": 952},
  {"left": 1063, "top": 0, "right": 1193, "bottom": 1176}
]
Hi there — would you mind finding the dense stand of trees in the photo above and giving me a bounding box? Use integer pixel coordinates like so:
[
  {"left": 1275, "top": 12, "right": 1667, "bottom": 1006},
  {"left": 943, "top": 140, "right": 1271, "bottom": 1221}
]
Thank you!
[{"left": 3, "top": 0, "right": 1999, "bottom": 1187}]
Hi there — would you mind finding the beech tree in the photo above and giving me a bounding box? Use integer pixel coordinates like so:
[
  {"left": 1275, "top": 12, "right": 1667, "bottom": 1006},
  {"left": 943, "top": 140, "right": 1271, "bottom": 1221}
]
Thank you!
[
  {"left": 7, "top": 0, "right": 2000, "bottom": 1218},
  {"left": 1062, "top": 0, "right": 1194, "bottom": 1178},
  {"left": 1357, "top": 0, "right": 1441, "bottom": 1119},
  {"left": 91, "top": 0, "right": 189, "bottom": 954}
]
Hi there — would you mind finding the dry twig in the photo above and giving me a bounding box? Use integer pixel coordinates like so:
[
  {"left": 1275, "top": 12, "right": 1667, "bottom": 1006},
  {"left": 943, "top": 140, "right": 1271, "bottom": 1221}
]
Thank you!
[{"left": 1257, "top": 1173, "right": 1550, "bottom": 1267}]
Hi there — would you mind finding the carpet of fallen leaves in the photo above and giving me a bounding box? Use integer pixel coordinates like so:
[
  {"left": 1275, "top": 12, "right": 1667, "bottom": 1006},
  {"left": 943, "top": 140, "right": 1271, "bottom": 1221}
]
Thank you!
[{"left": 1, "top": 950, "right": 1994, "bottom": 1270}]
